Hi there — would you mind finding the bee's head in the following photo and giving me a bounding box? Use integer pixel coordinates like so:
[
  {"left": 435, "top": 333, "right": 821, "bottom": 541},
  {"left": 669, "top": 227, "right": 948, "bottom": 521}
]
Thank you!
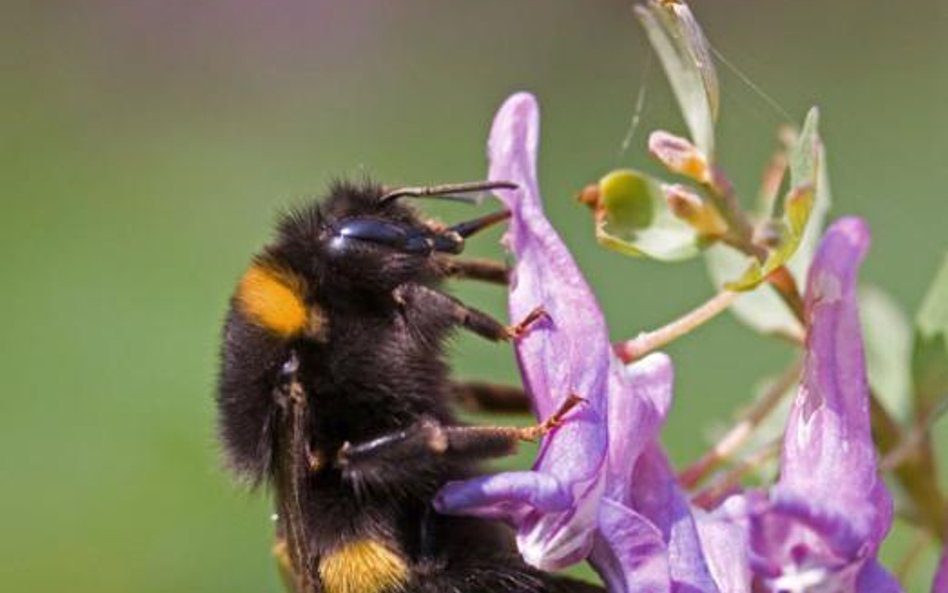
[
  {"left": 266, "top": 179, "right": 512, "bottom": 299},
  {"left": 224, "top": 178, "right": 514, "bottom": 353}
]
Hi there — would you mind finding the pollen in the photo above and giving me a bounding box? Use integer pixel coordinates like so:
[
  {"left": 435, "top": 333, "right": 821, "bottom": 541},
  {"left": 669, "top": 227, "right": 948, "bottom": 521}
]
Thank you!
[
  {"left": 319, "top": 538, "right": 408, "bottom": 593},
  {"left": 236, "top": 263, "right": 312, "bottom": 337}
]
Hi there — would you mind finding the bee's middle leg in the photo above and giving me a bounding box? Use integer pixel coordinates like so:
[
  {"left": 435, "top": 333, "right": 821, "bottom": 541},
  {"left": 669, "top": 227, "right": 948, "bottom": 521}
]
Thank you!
[{"left": 450, "top": 381, "right": 533, "bottom": 415}]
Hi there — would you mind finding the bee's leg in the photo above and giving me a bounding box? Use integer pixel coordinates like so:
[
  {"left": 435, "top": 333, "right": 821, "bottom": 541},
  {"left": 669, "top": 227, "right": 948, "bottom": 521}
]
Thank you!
[
  {"left": 435, "top": 256, "right": 509, "bottom": 285},
  {"left": 450, "top": 381, "right": 533, "bottom": 415},
  {"left": 336, "top": 394, "right": 583, "bottom": 475},
  {"left": 399, "top": 284, "right": 545, "bottom": 342}
]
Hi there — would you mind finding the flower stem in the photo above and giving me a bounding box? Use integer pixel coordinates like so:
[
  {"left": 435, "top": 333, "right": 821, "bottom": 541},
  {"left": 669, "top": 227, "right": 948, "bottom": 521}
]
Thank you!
[
  {"left": 614, "top": 289, "right": 740, "bottom": 362},
  {"left": 706, "top": 166, "right": 759, "bottom": 253},
  {"left": 766, "top": 265, "right": 806, "bottom": 322},
  {"left": 679, "top": 358, "right": 802, "bottom": 489}
]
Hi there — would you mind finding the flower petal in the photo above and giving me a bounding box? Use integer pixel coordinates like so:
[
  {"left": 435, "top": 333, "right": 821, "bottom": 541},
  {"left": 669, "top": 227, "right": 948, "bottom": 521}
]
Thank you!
[
  {"left": 434, "top": 471, "right": 572, "bottom": 519},
  {"left": 488, "top": 91, "right": 612, "bottom": 423},
  {"left": 627, "top": 446, "right": 722, "bottom": 593},
  {"left": 693, "top": 508, "right": 752, "bottom": 593},
  {"left": 604, "top": 353, "right": 674, "bottom": 502},
  {"left": 733, "top": 218, "right": 902, "bottom": 592},
  {"left": 775, "top": 216, "right": 892, "bottom": 553},
  {"left": 591, "top": 498, "right": 670, "bottom": 593},
  {"left": 438, "top": 92, "right": 611, "bottom": 570}
]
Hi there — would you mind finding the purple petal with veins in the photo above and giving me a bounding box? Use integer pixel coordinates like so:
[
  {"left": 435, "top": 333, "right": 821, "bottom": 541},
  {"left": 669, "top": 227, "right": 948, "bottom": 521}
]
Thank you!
[
  {"left": 437, "top": 92, "right": 611, "bottom": 570},
  {"left": 733, "top": 217, "right": 902, "bottom": 592},
  {"left": 776, "top": 217, "right": 890, "bottom": 550}
]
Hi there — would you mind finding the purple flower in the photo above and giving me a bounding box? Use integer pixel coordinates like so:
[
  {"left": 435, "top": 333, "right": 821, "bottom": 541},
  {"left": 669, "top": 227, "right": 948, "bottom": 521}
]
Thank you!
[
  {"left": 434, "top": 93, "right": 744, "bottom": 593},
  {"left": 434, "top": 91, "right": 614, "bottom": 570},
  {"left": 719, "top": 217, "right": 902, "bottom": 593}
]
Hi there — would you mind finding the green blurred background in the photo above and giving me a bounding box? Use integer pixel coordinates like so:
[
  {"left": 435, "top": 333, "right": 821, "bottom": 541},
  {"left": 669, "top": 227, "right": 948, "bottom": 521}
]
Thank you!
[{"left": 2, "top": 1, "right": 946, "bottom": 591}]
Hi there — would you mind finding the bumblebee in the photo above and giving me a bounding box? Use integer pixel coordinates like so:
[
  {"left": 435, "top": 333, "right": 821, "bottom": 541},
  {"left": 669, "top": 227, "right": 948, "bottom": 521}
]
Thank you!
[{"left": 216, "top": 180, "right": 602, "bottom": 593}]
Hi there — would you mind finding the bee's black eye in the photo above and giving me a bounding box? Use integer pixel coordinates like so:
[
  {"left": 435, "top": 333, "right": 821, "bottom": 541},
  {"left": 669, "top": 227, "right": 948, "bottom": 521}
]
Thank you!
[{"left": 329, "top": 218, "right": 435, "bottom": 255}]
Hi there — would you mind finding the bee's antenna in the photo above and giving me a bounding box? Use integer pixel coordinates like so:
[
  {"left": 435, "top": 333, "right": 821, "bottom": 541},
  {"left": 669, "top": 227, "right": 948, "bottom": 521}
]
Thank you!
[{"left": 379, "top": 180, "right": 518, "bottom": 205}]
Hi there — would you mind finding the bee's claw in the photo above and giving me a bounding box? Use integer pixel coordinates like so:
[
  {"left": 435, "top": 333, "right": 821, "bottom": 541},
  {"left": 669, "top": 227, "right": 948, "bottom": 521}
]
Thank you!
[
  {"left": 505, "top": 306, "right": 548, "bottom": 340},
  {"left": 518, "top": 392, "right": 585, "bottom": 441}
]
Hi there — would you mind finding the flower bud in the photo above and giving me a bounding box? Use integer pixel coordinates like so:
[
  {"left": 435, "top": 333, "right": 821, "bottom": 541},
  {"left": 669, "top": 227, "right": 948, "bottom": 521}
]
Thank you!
[
  {"left": 663, "top": 183, "right": 727, "bottom": 237},
  {"left": 649, "top": 130, "right": 711, "bottom": 183}
]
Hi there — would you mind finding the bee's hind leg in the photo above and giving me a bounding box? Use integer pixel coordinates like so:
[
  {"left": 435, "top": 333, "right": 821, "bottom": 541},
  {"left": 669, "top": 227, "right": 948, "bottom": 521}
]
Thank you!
[{"left": 335, "top": 395, "right": 583, "bottom": 481}]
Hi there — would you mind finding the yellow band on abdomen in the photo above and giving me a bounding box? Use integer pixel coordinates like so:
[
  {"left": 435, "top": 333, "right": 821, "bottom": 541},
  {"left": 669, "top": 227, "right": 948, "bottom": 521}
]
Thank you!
[{"left": 319, "top": 538, "right": 409, "bottom": 593}]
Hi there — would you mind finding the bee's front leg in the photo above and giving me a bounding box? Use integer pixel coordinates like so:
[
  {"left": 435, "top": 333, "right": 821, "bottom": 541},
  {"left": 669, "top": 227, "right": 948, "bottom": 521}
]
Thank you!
[{"left": 396, "top": 284, "right": 546, "bottom": 342}]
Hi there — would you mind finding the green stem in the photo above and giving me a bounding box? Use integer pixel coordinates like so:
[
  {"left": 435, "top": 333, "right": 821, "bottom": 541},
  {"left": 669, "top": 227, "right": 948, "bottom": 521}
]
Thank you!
[{"left": 706, "top": 166, "right": 759, "bottom": 252}]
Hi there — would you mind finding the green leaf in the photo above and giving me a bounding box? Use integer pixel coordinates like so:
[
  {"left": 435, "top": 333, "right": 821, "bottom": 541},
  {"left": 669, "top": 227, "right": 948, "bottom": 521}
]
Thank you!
[
  {"left": 726, "top": 108, "right": 823, "bottom": 291},
  {"left": 786, "top": 124, "right": 832, "bottom": 281},
  {"left": 860, "top": 285, "right": 912, "bottom": 423},
  {"left": 594, "top": 169, "right": 703, "bottom": 262},
  {"left": 635, "top": 0, "right": 719, "bottom": 157},
  {"left": 788, "top": 108, "right": 821, "bottom": 192},
  {"left": 705, "top": 243, "right": 802, "bottom": 336},
  {"left": 913, "top": 254, "right": 948, "bottom": 416}
]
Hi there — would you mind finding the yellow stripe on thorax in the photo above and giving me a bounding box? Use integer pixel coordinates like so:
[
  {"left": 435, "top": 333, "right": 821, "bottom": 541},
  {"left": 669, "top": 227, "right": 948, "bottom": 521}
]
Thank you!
[
  {"left": 319, "top": 538, "right": 409, "bottom": 593},
  {"left": 236, "top": 263, "right": 322, "bottom": 338}
]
